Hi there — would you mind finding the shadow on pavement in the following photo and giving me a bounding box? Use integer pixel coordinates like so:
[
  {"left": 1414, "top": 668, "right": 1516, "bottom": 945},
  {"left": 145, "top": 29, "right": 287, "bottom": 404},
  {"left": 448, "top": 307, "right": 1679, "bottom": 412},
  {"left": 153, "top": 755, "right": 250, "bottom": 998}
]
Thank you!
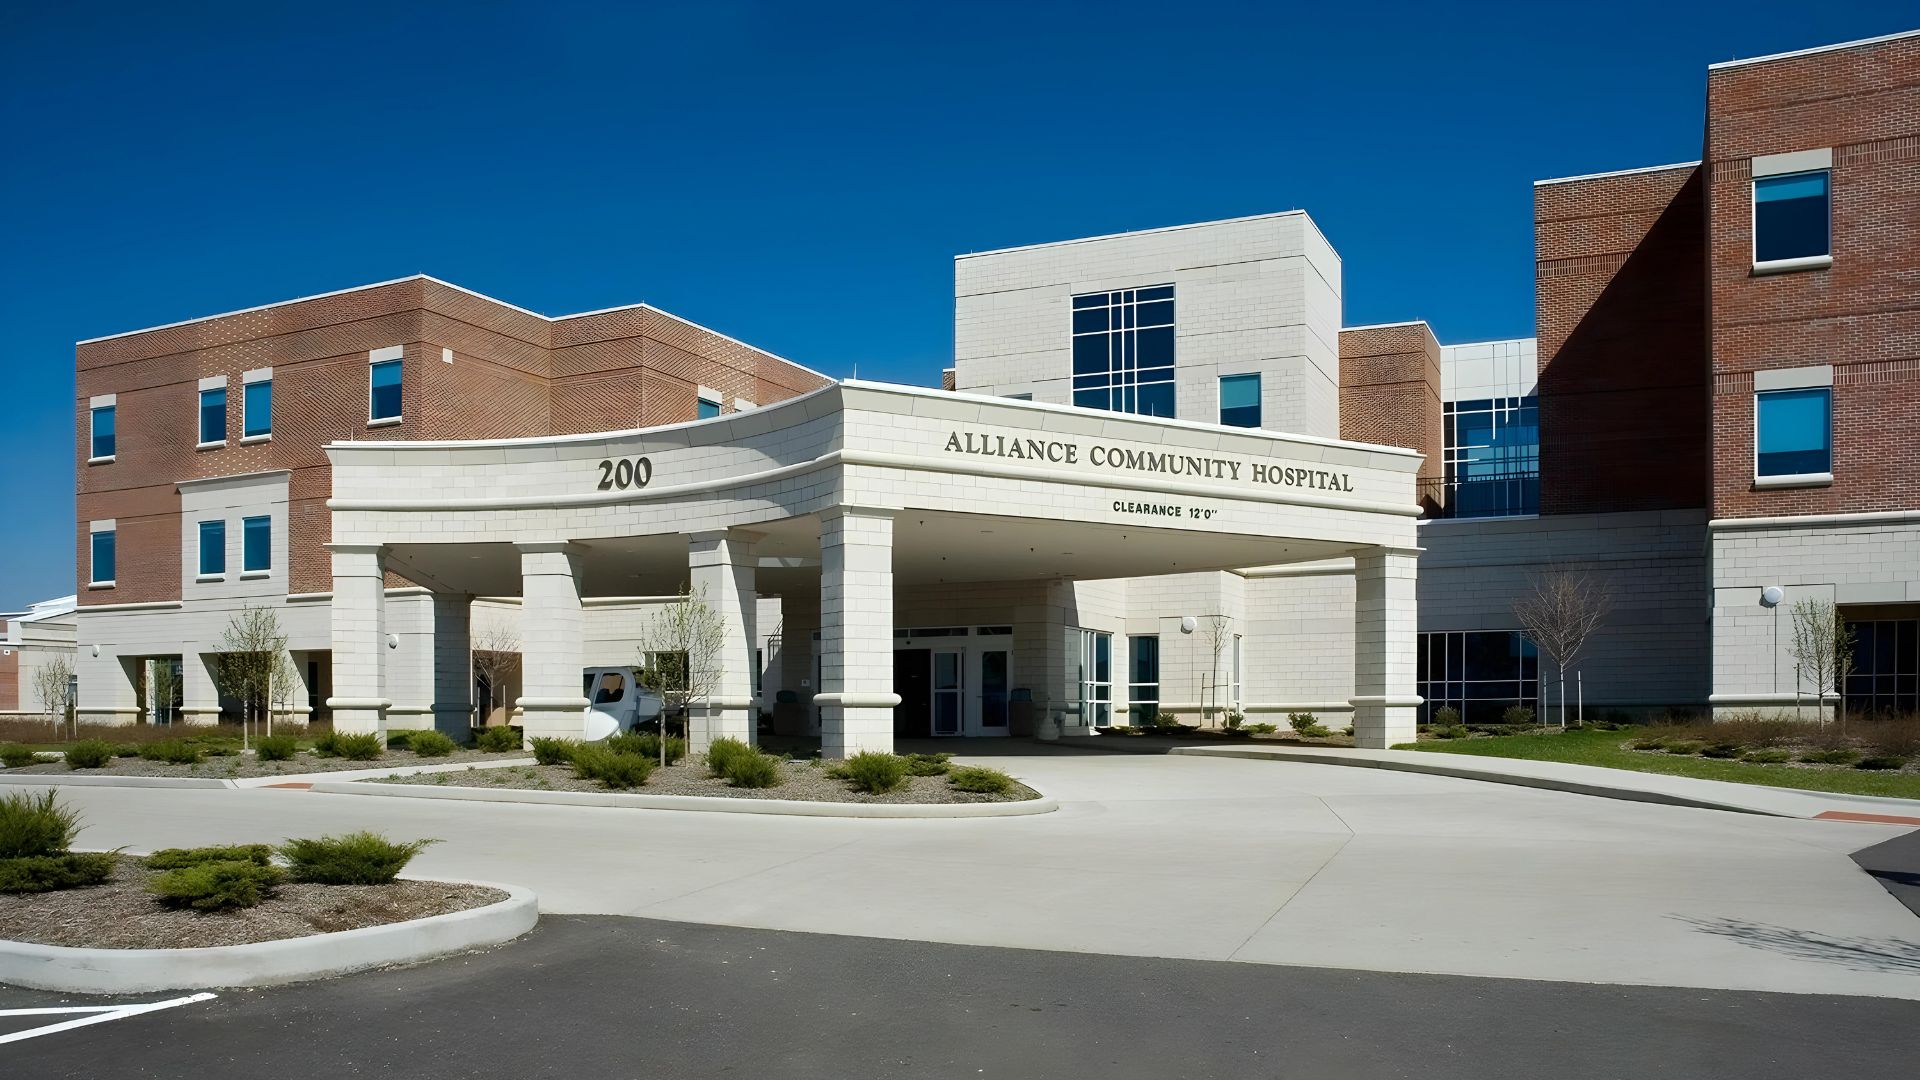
[{"left": 1675, "top": 915, "right": 1920, "bottom": 975}]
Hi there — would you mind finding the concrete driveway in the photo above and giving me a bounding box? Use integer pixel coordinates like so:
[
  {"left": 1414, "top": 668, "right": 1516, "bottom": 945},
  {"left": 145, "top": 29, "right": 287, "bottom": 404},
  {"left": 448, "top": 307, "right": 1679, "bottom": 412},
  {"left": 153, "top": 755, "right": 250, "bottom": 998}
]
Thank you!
[{"left": 23, "top": 749, "right": 1920, "bottom": 999}]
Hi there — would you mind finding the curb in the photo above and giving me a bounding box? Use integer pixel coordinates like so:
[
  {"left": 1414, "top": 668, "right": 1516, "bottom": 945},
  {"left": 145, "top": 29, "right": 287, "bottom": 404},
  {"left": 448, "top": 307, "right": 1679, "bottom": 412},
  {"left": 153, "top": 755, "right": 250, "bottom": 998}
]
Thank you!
[
  {"left": 308, "top": 780, "right": 1059, "bottom": 818},
  {"left": 1167, "top": 747, "right": 1791, "bottom": 817},
  {"left": 0, "top": 759, "right": 539, "bottom": 791},
  {"left": 0, "top": 880, "right": 538, "bottom": 994},
  {"left": 0, "top": 774, "right": 235, "bottom": 789}
]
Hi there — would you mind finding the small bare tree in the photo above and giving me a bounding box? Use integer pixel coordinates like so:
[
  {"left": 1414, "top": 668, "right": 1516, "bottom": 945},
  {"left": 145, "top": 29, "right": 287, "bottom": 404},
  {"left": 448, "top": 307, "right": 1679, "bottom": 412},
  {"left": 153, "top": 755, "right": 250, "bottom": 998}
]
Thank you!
[
  {"left": 269, "top": 651, "right": 304, "bottom": 733},
  {"left": 149, "top": 659, "right": 181, "bottom": 725},
  {"left": 1512, "top": 569, "right": 1614, "bottom": 728},
  {"left": 470, "top": 621, "right": 522, "bottom": 727},
  {"left": 638, "top": 584, "right": 727, "bottom": 764},
  {"left": 1201, "top": 615, "right": 1232, "bottom": 727},
  {"left": 34, "top": 653, "right": 75, "bottom": 738},
  {"left": 214, "top": 604, "right": 288, "bottom": 750},
  {"left": 1787, "top": 597, "right": 1852, "bottom": 723}
]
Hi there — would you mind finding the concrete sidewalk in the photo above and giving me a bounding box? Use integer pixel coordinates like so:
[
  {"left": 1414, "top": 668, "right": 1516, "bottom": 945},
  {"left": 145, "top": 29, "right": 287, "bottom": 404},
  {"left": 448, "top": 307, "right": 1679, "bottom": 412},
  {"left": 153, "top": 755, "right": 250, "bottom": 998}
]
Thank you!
[{"left": 1166, "top": 744, "right": 1920, "bottom": 820}]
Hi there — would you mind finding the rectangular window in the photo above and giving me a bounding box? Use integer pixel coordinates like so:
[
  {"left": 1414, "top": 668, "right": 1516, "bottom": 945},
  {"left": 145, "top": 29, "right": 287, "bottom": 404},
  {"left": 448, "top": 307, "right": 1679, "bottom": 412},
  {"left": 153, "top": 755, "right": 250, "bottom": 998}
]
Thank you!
[
  {"left": 696, "top": 396, "right": 721, "bottom": 420},
  {"left": 90, "top": 530, "right": 116, "bottom": 586},
  {"left": 1075, "top": 629, "right": 1113, "bottom": 727},
  {"left": 1070, "top": 285, "right": 1176, "bottom": 418},
  {"left": 1755, "top": 387, "right": 1831, "bottom": 477},
  {"left": 198, "top": 386, "right": 226, "bottom": 445},
  {"left": 1232, "top": 634, "right": 1243, "bottom": 706},
  {"left": 242, "top": 515, "right": 271, "bottom": 573},
  {"left": 1845, "top": 619, "right": 1917, "bottom": 717},
  {"left": 1416, "top": 630, "right": 1538, "bottom": 724},
  {"left": 1128, "top": 635, "right": 1160, "bottom": 723},
  {"left": 243, "top": 380, "right": 272, "bottom": 438},
  {"left": 1219, "top": 374, "right": 1260, "bottom": 428},
  {"left": 369, "top": 359, "right": 402, "bottom": 422},
  {"left": 1754, "top": 171, "right": 1830, "bottom": 265},
  {"left": 90, "top": 405, "right": 115, "bottom": 459},
  {"left": 1436, "top": 396, "right": 1540, "bottom": 519},
  {"left": 198, "top": 520, "right": 226, "bottom": 577}
]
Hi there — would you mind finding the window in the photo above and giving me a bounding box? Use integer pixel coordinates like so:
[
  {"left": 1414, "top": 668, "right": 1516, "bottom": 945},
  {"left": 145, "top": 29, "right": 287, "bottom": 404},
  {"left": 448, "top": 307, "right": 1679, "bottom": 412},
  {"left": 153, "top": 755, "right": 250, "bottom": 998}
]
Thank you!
[
  {"left": 1075, "top": 629, "right": 1113, "bottom": 726},
  {"left": 1128, "top": 635, "right": 1160, "bottom": 723},
  {"left": 1417, "top": 630, "right": 1538, "bottom": 724},
  {"left": 369, "top": 359, "right": 402, "bottom": 422},
  {"left": 1753, "top": 171, "right": 1830, "bottom": 265},
  {"left": 696, "top": 396, "right": 721, "bottom": 420},
  {"left": 198, "top": 386, "right": 226, "bottom": 445},
  {"left": 1219, "top": 374, "right": 1260, "bottom": 428},
  {"left": 1755, "top": 387, "right": 1831, "bottom": 478},
  {"left": 243, "top": 379, "right": 272, "bottom": 438},
  {"left": 90, "top": 529, "right": 116, "bottom": 586},
  {"left": 90, "top": 405, "right": 115, "bottom": 460},
  {"left": 242, "top": 515, "right": 271, "bottom": 573},
  {"left": 1845, "top": 619, "right": 1917, "bottom": 717},
  {"left": 1005, "top": 393, "right": 1033, "bottom": 401},
  {"left": 1232, "top": 634, "right": 1243, "bottom": 706},
  {"left": 1435, "top": 396, "right": 1539, "bottom": 518},
  {"left": 587, "top": 671, "right": 625, "bottom": 705},
  {"left": 198, "top": 520, "right": 226, "bottom": 577},
  {"left": 1071, "top": 285, "right": 1176, "bottom": 418}
]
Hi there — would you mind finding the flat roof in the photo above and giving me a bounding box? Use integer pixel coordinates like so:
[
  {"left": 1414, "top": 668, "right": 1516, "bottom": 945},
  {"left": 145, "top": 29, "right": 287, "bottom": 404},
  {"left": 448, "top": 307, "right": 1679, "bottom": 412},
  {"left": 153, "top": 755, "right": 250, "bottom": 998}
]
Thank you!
[
  {"left": 1707, "top": 28, "right": 1920, "bottom": 71},
  {"left": 1533, "top": 161, "right": 1700, "bottom": 187},
  {"left": 954, "top": 209, "right": 1336, "bottom": 263}
]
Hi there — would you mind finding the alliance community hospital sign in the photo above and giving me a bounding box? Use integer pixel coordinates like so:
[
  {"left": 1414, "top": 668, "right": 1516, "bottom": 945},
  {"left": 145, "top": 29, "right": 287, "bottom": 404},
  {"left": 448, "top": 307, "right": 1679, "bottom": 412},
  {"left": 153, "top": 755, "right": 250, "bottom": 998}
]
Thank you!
[{"left": 941, "top": 430, "right": 1356, "bottom": 493}]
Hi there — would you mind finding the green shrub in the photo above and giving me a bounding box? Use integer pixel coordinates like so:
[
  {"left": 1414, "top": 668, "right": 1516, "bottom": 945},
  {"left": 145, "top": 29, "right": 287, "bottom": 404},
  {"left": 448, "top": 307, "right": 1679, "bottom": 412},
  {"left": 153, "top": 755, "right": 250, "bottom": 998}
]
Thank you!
[
  {"left": 146, "top": 844, "right": 274, "bottom": 869},
  {"left": 570, "top": 745, "right": 656, "bottom": 789},
  {"left": 1501, "top": 705, "right": 1536, "bottom": 726},
  {"left": 1855, "top": 754, "right": 1910, "bottom": 771},
  {"left": 1152, "top": 711, "right": 1186, "bottom": 729},
  {"left": 1662, "top": 740, "right": 1706, "bottom": 755},
  {"left": 311, "top": 730, "right": 344, "bottom": 757},
  {"left": 329, "top": 732, "right": 384, "bottom": 761},
  {"left": 0, "top": 743, "right": 41, "bottom": 769},
  {"left": 1287, "top": 712, "right": 1319, "bottom": 734},
  {"left": 255, "top": 734, "right": 299, "bottom": 761},
  {"left": 114, "top": 743, "right": 142, "bottom": 758},
  {"left": 1434, "top": 725, "right": 1471, "bottom": 740},
  {"left": 150, "top": 859, "right": 284, "bottom": 910},
  {"left": 1799, "top": 748, "right": 1861, "bottom": 766},
  {"left": 279, "top": 831, "right": 437, "bottom": 885},
  {"left": 1131, "top": 706, "right": 1161, "bottom": 726},
  {"left": 0, "top": 789, "right": 83, "bottom": 858},
  {"left": 723, "top": 752, "right": 782, "bottom": 789},
  {"left": 0, "top": 852, "right": 116, "bottom": 893},
  {"left": 408, "top": 731, "right": 458, "bottom": 758},
  {"left": 608, "top": 732, "right": 686, "bottom": 765},
  {"left": 904, "top": 752, "right": 952, "bottom": 777},
  {"left": 835, "top": 751, "right": 907, "bottom": 795},
  {"left": 1699, "top": 743, "right": 1743, "bottom": 759},
  {"left": 704, "top": 736, "right": 755, "bottom": 777},
  {"left": 529, "top": 737, "right": 577, "bottom": 767},
  {"left": 1243, "top": 722, "right": 1278, "bottom": 734},
  {"left": 1741, "top": 748, "right": 1792, "bottom": 764},
  {"left": 1222, "top": 710, "right": 1245, "bottom": 731},
  {"left": 139, "top": 739, "right": 204, "bottom": 765},
  {"left": 1628, "top": 735, "right": 1670, "bottom": 751},
  {"left": 948, "top": 766, "right": 1014, "bottom": 795},
  {"left": 475, "top": 726, "right": 522, "bottom": 753},
  {"left": 1432, "top": 706, "right": 1462, "bottom": 727},
  {"left": 63, "top": 739, "right": 117, "bottom": 769},
  {"left": 382, "top": 730, "right": 415, "bottom": 751}
]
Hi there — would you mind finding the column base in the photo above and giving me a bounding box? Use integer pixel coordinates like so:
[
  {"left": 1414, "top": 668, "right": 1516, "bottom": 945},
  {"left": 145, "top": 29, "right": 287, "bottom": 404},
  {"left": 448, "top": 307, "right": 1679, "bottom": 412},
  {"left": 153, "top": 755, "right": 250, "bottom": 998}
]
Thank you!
[
  {"left": 384, "top": 706, "right": 436, "bottom": 732},
  {"left": 689, "top": 698, "right": 757, "bottom": 752},
  {"left": 75, "top": 707, "right": 142, "bottom": 727},
  {"left": 816, "top": 693, "right": 900, "bottom": 758},
  {"left": 519, "top": 697, "right": 589, "bottom": 745},
  {"left": 329, "top": 698, "right": 391, "bottom": 737},
  {"left": 1349, "top": 696, "right": 1420, "bottom": 750},
  {"left": 179, "top": 706, "right": 222, "bottom": 728}
]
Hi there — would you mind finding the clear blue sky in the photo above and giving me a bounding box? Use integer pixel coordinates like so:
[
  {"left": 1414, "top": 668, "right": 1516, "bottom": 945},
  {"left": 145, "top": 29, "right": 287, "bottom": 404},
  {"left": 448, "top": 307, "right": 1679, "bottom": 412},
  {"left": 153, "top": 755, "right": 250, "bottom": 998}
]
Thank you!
[{"left": 0, "top": 1, "right": 1907, "bottom": 609}]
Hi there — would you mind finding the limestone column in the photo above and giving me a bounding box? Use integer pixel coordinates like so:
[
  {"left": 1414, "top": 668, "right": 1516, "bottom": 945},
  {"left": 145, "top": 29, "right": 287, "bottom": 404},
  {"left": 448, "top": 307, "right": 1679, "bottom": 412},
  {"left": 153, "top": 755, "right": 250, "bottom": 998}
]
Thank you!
[
  {"left": 431, "top": 593, "right": 474, "bottom": 736},
  {"left": 815, "top": 508, "right": 898, "bottom": 757},
  {"left": 326, "top": 543, "right": 391, "bottom": 738},
  {"left": 72, "top": 648, "right": 138, "bottom": 726},
  {"left": 517, "top": 542, "right": 588, "bottom": 744},
  {"left": 180, "top": 652, "right": 220, "bottom": 726},
  {"left": 688, "top": 529, "right": 759, "bottom": 751},
  {"left": 1350, "top": 546, "right": 1421, "bottom": 749}
]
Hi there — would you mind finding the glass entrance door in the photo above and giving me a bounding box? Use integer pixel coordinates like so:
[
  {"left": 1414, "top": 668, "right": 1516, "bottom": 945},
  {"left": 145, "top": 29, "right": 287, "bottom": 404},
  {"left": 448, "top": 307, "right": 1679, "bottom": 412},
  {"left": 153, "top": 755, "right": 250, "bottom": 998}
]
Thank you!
[
  {"left": 979, "top": 650, "right": 1009, "bottom": 732},
  {"left": 932, "top": 650, "right": 964, "bottom": 736}
]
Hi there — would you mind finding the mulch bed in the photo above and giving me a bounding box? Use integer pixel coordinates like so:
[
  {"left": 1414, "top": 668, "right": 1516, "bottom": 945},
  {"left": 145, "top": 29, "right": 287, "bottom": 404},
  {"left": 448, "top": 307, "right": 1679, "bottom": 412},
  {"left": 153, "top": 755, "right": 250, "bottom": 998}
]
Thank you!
[
  {"left": 1, "top": 748, "right": 518, "bottom": 780},
  {"left": 0, "top": 856, "right": 504, "bottom": 949},
  {"left": 372, "top": 758, "right": 1041, "bottom": 804}
]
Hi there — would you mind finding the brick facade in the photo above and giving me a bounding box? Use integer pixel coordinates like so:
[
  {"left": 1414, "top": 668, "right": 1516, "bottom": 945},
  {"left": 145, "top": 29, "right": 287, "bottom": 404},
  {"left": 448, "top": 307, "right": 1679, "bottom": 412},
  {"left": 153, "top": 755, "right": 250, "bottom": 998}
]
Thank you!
[
  {"left": 1534, "top": 165, "right": 1710, "bottom": 516},
  {"left": 1337, "top": 323, "right": 1443, "bottom": 511},
  {"left": 1705, "top": 34, "right": 1920, "bottom": 519},
  {"left": 75, "top": 277, "right": 831, "bottom": 604}
]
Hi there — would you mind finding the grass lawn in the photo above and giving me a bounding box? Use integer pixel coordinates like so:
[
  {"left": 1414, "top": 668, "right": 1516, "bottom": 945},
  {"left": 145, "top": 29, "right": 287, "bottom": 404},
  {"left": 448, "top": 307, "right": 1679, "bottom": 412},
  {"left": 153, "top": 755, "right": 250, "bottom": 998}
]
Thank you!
[{"left": 1397, "top": 728, "right": 1920, "bottom": 799}]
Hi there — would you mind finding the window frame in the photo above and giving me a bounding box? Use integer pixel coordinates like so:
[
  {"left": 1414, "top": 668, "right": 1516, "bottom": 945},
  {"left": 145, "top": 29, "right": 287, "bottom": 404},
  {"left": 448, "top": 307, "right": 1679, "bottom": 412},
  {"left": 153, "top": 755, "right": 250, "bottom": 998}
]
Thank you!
[
  {"left": 89, "top": 528, "right": 116, "bottom": 588},
  {"left": 1753, "top": 386, "right": 1833, "bottom": 486},
  {"left": 242, "top": 377, "right": 273, "bottom": 441},
  {"left": 1127, "top": 634, "right": 1160, "bottom": 724},
  {"left": 1750, "top": 169, "right": 1833, "bottom": 274},
  {"left": 197, "top": 519, "right": 226, "bottom": 579},
  {"left": 241, "top": 515, "right": 272, "bottom": 575},
  {"left": 89, "top": 404, "right": 116, "bottom": 462},
  {"left": 368, "top": 357, "right": 403, "bottom": 426},
  {"left": 197, "top": 385, "right": 227, "bottom": 448},
  {"left": 1218, "top": 372, "right": 1261, "bottom": 428},
  {"left": 1070, "top": 284, "right": 1177, "bottom": 419}
]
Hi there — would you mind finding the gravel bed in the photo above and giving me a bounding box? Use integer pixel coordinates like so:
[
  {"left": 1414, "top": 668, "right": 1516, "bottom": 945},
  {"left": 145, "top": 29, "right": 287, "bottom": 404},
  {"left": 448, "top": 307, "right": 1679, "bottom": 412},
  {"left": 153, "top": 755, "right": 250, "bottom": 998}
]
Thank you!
[
  {"left": 371, "top": 758, "right": 1040, "bottom": 803},
  {"left": 0, "top": 856, "right": 505, "bottom": 949},
  {"left": 1, "top": 748, "right": 521, "bottom": 780}
]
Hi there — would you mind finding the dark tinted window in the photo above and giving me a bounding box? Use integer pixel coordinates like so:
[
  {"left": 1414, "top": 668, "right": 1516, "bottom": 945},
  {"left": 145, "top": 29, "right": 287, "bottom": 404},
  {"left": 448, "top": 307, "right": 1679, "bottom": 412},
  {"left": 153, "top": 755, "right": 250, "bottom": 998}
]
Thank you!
[{"left": 1754, "top": 172, "right": 1830, "bottom": 263}]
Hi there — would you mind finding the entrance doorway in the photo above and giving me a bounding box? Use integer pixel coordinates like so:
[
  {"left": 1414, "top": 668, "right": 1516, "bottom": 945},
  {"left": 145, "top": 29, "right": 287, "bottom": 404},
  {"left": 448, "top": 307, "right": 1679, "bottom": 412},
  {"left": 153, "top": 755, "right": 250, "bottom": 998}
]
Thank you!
[{"left": 892, "top": 631, "right": 1012, "bottom": 738}]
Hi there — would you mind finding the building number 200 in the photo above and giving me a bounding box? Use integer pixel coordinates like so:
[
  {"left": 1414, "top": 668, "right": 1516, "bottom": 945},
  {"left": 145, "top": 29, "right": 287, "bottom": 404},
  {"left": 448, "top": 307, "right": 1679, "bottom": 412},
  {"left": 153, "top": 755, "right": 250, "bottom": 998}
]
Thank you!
[{"left": 596, "top": 457, "right": 653, "bottom": 491}]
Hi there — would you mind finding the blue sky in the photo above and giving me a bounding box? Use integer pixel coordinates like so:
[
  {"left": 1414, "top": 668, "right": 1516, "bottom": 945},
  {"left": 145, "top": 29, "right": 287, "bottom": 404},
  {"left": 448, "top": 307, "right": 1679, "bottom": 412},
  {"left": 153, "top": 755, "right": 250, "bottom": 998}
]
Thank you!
[{"left": 0, "top": 1, "right": 1908, "bottom": 608}]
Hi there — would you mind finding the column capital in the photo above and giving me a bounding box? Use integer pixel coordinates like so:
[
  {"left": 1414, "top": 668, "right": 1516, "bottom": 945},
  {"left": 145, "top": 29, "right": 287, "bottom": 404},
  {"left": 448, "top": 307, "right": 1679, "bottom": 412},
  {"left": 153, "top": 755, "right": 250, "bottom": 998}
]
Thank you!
[
  {"left": 1358, "top": 545, "right": 1425, "bottom": 560},
  {"left": 515, "top": 540, "right": 588, "bottom": 556},
  {"left": 819, "top": 505, "right": 896, "bottom": 524},
  {"left": 325, "top": 542, "right": 388, "bottom": 556},
  {"left": 688, "top": 527, "right": 764, "bottom": 546}
]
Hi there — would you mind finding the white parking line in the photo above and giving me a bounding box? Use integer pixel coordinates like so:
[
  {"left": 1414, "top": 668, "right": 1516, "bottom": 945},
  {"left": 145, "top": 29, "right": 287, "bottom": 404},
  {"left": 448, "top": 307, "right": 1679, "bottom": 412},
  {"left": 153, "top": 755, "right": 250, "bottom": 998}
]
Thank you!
[{"left": 0, "top": 992, "right": 216, "bottom": 1045}]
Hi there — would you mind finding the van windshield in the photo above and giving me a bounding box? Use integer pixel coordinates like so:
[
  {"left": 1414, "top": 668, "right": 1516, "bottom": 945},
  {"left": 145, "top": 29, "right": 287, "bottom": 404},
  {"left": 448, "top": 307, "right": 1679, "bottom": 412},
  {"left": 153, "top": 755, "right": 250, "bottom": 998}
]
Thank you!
[{"left": 592, "top": 672, "right": 625, "bottom": 705}]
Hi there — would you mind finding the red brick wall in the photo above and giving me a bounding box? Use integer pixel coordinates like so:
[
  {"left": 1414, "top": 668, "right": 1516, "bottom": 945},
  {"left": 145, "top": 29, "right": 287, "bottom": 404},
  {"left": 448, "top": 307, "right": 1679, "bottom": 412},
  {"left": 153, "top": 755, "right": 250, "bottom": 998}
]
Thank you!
[
  {"left": 1535, "top": 165, "right": 1710, "bottom": 515},
  {"left": 75, "top": 278, "right": 829, "bottom": 603},
  {"left": 1337, "top": 324, "right": 1444, "bottom": 510},
  {"left": 1705, "top": 35, "right": 1920, "bottom": 518},
  {"left": 0, "top": 649, "right": 17, "bottom": 712}
]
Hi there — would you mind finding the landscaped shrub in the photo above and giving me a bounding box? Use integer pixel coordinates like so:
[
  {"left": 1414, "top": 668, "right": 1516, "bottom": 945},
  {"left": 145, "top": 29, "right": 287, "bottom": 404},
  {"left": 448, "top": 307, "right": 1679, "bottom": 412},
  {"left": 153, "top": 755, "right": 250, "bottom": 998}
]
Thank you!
[
  {"left": 1699, "top": 742, "right": 1744, "bottom": 759},
  {"left": 1662, "top": 741, "right": 1706, "bottom": 755},
  {"left": 1432, "top": 706, "right": 1462, "bottom": 727},
  {"left": 1628, "top": 735, "right": 1670, "bottom": 751},
  {"left": 1800, "top": 748, "right": 1861, "bottom": 766},
  {"left": 570, "top": 745, "right": 655, "bottom": 789},
  {"left": 903, "top": 752, "right": 952, "bottom": 777},
  {"left": 0, "top": 789, "right": 83, "bottom": 858},
  {"left": 139, "top": 739, "right": 204, "bottom": 765},
  {"left": 0, "top": 852, "right": 116, "bottom": 894},
  {"left": 279, "top": 831, "right": 437, "bottom": 885},
  {"left": 1152, "top": 711, "right": 1187, "bottom": 730},
  {"left": 1741, "top": 748, "right": 1792, "bottom": 764},
  {"left": 608, "top": 732, "right": 686, "bottom": 765},
  {"left": 1243, "top": 722, "right": 1278, "bottom": 734},
  {"left": 1222, "top": 710, "right": 1246, "bottom": 731},
  {"left": 408, "top": 731, "right": 458, "bottom": 758},
  {"left": 311, "top": 729, "right": 344, "bottom": 757},
  {"left": 1862, "top": 718, "right": 1920, "bottom": 759},
  {"left": 723, "top": 752, "right": 782, "bottom": 789},
  {"left": 0, "top": 743, "right": 40, "bottom": 769},
  {"left": 1289, "top": 712, "right": 1332, "bottom": 738},
  {"left": 1501, "top": 705, "right": 1536, "bottom": 726},
  {"left": 948, "top": 766, "right": 1014, "bottom": 795},
  {"left": 63, "top": 739, "right": 117, "bottom": 769},
  {"left": 255, "top": 734, "right": 299, "bottom": 761},
  {"left": 529, "top": 737, "right": 577, "bottom": 766},
  {"left": 114, "top": 743, "right": 142, "bottom": 757},
  {"left": 146, "top": 844, "right": 274, "bottom": 870},
  {"left": 834, "top": 751, "right": 907, "bottom": 795},
  {"left": 150, "top": 859, "right": 284, "bottom": 910},
  {"left": 383, "top": 730, "right": 416, "bottom": 751},
  {"left": 331, "top": 732, "right": 384, "bottom": 761},
  {"left": 1434, "top": 725, "right": 1471, "bottom": 740},
  {"left": 704, "top": 736, "right": 754, "bottom": 777},
  {"left": 1855, "top": 754, "right": 1910, "bottom": 771},
  {"left": 476, "top": 725, "right": 522, "bottom": 753}
]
